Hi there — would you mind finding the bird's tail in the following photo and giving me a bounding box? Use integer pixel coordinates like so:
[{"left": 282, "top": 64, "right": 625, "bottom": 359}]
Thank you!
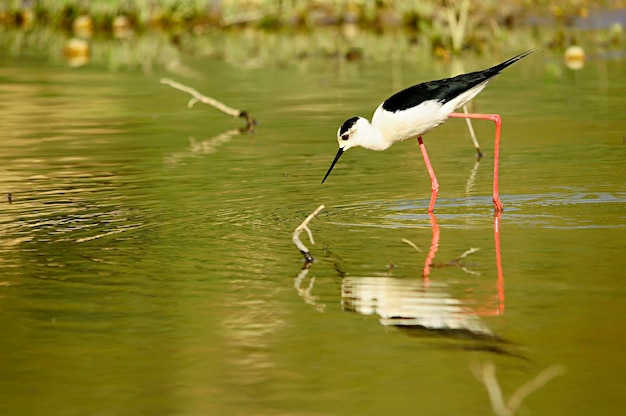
[{"left": 488, "top": 49, "right": 536, "bottom": 76}]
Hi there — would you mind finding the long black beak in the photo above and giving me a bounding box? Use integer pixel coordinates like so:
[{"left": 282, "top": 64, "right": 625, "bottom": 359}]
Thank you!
[{"left": 321, "top": 148, "right": 344, "bottom": 184}]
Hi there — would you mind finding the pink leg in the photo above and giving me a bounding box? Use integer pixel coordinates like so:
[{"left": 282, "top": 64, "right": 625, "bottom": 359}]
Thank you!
[
  {"left": 469, "top": 211, "right": 506, "bottom": 317},
  {"left": 421, "top": 212, "right": 440, "bottom": 282},
  {"left": 417, "top": 136, "right": 439, "bottom": 212},
  {"left": 494, "top": 212, "right": 505, "bottom": 315},
  {"left": 449, "top": 113, "right": 503, "bottom": 212}
]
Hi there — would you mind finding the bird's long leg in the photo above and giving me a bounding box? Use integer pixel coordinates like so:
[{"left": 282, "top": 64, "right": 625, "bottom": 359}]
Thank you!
[
  {"left": 494, "top": 212, "right": 505, "bottom": 315},
  {"left": 422, "top": 213, "right": 440, "bottom": 282},
  {"left": 449, "top": 113, "right": 503, "bottom": 212},
  {"left": 417, "top": 136, "right": 439, "bottom": 212}
]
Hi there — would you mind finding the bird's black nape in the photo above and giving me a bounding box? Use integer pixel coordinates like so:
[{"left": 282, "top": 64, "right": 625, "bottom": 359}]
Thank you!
[
  {"left": 382, "top": 49, "right": 536, "bottom": 113},
  {"left": 322, "top": 148, "right": 344, "bottom": 184},
  {"left": 339, "top": 116, "right": 360, "bottom": 136}
]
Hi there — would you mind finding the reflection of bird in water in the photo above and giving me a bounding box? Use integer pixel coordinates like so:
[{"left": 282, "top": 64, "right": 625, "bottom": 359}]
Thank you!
[
  {"left": 342, "top": 277, "right": 494, "bottom": 338},
  {"left": 322, "top": 50, "right": 535, "bottom": 212},
  {"left": 342, "top": 275, "right": 522, "bottom": 357}
]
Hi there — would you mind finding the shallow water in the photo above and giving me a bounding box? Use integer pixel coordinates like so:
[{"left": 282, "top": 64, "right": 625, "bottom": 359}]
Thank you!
[{"left": 0, "top": 46, "right": 625, "bottom": 415}]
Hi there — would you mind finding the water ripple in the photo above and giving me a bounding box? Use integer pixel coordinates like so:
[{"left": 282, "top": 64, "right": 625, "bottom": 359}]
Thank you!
[{"left": 327, "top": 190, "right": 626, "bottom": 230}]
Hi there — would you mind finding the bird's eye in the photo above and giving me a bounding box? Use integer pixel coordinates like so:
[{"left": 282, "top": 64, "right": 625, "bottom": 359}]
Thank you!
[{"left": 341, "top": 134, "right": 349, "bottom": 141}]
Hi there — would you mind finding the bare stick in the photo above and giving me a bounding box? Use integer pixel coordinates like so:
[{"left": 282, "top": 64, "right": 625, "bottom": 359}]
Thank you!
[
  {"left": 507, "top": 365, "right": 566, "bottom": 414},
  {"left": 471, "top": 361, "right": 565, "bottom": 416},
  {"left": 465, "top": 158, "right": 481, "bottom": 195},
  {"left": 451, "top": 247, "right": 481, "bottom": 275},
  {"left": 160, "top": 78, "right": 255, "bottom": 131},
  {"left": 292, "top": 205, "right": 325, "bottom": 263},
  {"left": 294, "top": 266, "right": 326, "bottom": 312},
  {"left": 463, "top": 104, "right": 483, "bottom": 159},
  {"left": 471, "top": 361, "right": 507, "bottom": 416},
  {"left": 164, "top": 128, "right": 244, "bottom": 165},
  {"left": 447, "top": 10, "right": 482, "bottom": 160},
  {"left": 402, "top": 238, "right": 423, "bottom": 253},
  {"left": 456, "top": 247, "right": 480, "bottom": 261}
]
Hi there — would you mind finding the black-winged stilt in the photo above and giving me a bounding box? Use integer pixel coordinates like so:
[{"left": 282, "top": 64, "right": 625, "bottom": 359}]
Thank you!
[{"left": 322, "top": 49, "right": 535, "bottom": 212}]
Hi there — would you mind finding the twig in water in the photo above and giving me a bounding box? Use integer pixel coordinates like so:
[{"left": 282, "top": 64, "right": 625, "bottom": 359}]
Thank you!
[
  {"left": 455, "top": 247, "right": 480, "bottom": 261},
  {"left": 292, "top": 205, "right": 325, "bottom": 264},
  {"left": 465, "top": 158, "right": 481, "bottom": 196},
  {"left": 463, "top": 104, "right": 483, "bottom": 159},
  {"left": 449, "top": 247, "right": 481, "bottom": 275},
  {"left": 450, "top": 61, "right": 482, "bottom": 160},
  {"left": 294, "top": 265, "right": 326, "bottom": 312},
  {"left": 164, "top": 128, "right": 247, "bottom": 165},
  {"left": 426, "top": 247, "right": 481, "bottom": 275},
  {"left": 470, "top": 360, "right": 565, "bottom": 416},
  {"left": 160, "top": 78, "right": 256, "bottom": 131},
  {"left": 402, "top": 238, "right": 423, "bottom": 253}
]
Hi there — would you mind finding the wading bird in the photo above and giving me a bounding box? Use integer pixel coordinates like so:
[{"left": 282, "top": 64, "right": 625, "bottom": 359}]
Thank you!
[{"left": 322, "top": 49, "right": 535, "bottom": 212}]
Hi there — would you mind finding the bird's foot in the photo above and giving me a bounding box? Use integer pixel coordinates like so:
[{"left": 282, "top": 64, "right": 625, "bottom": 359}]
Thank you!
[{"left": 493, "top": 198, "right": 504, "bottom": 212}]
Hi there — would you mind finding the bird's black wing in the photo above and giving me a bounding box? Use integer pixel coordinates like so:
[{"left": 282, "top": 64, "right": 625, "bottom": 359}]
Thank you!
[{"left": 381, "top": 49, "right": 535, "bottom": 113}]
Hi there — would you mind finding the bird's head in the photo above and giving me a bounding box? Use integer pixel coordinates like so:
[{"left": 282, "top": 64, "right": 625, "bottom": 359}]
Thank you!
[
  {"left": 321, "top": 116, "right": 368, "bottom": 184},
  {"left": 336, "top": 116, "right": 368, "bottom": 151}
]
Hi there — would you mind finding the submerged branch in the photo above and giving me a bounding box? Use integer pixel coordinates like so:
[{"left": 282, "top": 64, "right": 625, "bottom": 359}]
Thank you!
[
  {"left": 292, "top": 205, "right": 325, "bottom": 264},
  {"left": 471, "top": 361, "right": 507, "bottom": 415},
  {"left": 405, "top": 236, "right": 479, "bottom": 275},
  {"left": 456, "top": 247, "right": 480, "bottom": 261},
  {"left": 506, "top": 365, "right": 566, "bottom": 414},
  {"left": 160, "top": 78, "right": 256, "bottom": 131},
  {"left": 294, "top": 265, "right": 326, "bottom": 312},
  {"left": 463, "top": 104, "right": 483, "bottom": 160},
  {"left": 164, "top": 127, "right": 248, "bottom": 165},
  {"left": 471, "top": 361, "right": 565, "bottom": 416},
  {"left": 402, "top": 238, "right": 423, "bottom": 253},
  {"left": 430, "top": 247, "right": 481, "bottom": 275}
]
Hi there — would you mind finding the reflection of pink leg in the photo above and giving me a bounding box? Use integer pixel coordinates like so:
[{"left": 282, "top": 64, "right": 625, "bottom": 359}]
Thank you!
[
  {"left": 494, "top": 212, "right": 505, "bottom": 315},
  {"left": 449, "top": 113, "right": 504, "bottom": 212},
  {"left": 473, "top": 212, "right": 505, "bottom": 317},
  {"left": 422, "top": 213, "right": 440, "bottom": 282},
  {"left": 417, "top": 136, "right": 439, "bottom": 212}
]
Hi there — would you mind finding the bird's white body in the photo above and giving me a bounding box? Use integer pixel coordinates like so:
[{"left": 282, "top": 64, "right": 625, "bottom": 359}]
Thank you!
[{"left": 362, "top": 80, "right": 490, "bottom": 151}]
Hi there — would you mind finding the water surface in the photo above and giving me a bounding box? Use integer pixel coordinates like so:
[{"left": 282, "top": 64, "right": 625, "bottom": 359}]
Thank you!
[{"left": 0, "top": 48, "right": 625, "bottom": 415}]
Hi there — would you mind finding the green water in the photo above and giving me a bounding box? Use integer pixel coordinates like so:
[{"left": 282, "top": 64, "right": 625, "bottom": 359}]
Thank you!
[{"left": 0, "top": 48, "right": 625, "bottom": 416}]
